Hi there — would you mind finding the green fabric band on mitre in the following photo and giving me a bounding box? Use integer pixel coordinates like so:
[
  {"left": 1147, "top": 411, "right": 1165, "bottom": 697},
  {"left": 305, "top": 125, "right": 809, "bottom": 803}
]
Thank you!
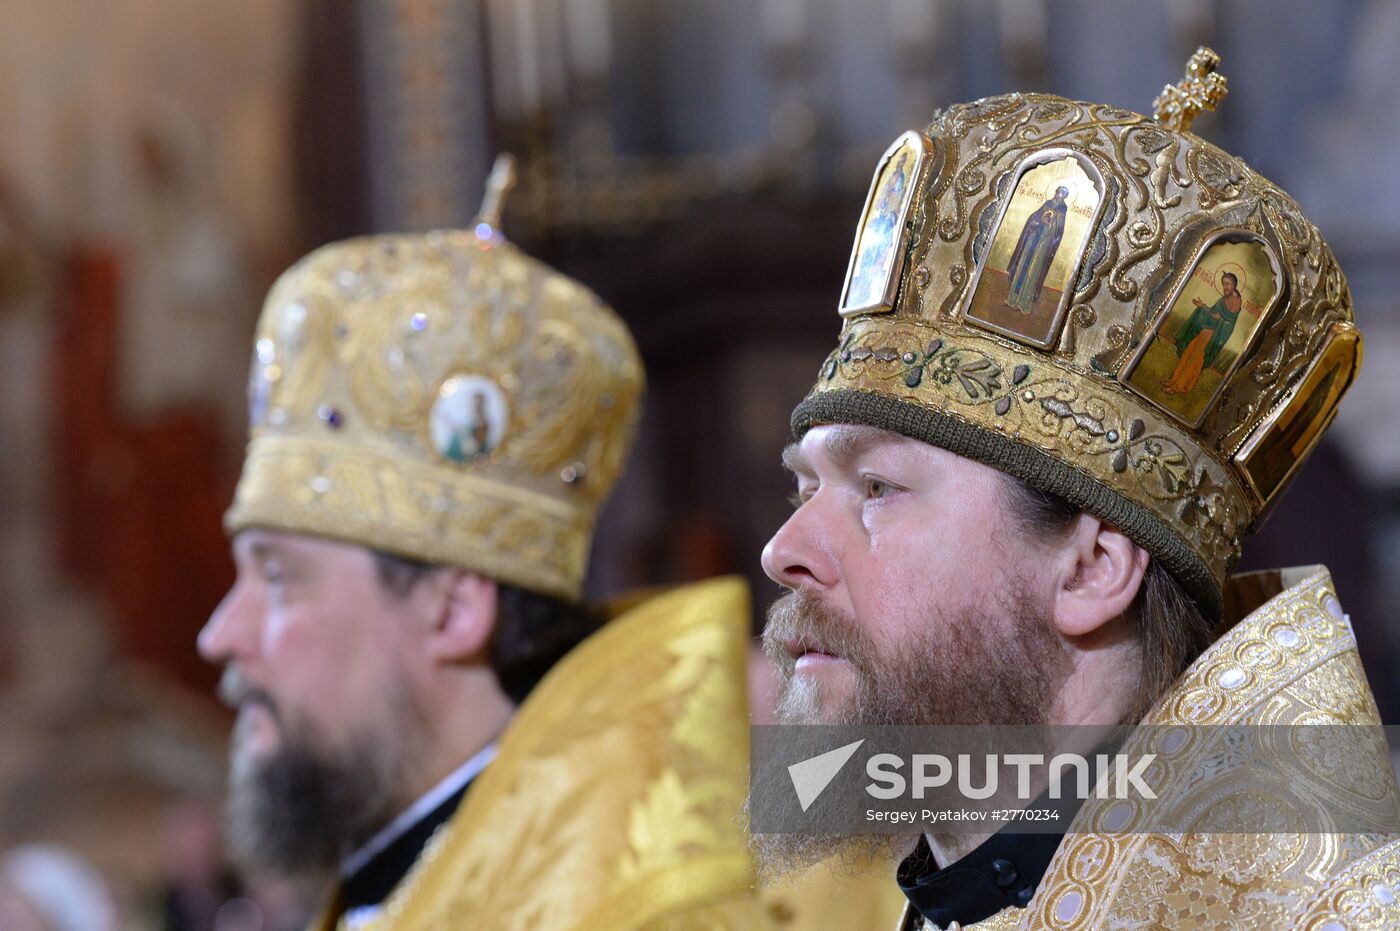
[{"left": 790, "top": 388, "right": 1224, "bottom": 622}]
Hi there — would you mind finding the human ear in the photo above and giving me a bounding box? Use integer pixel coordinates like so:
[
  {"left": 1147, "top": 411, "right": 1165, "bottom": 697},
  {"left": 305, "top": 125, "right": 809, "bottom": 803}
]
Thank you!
[
  {"left": 429, "top": 571, "right": 498, "bottom": 663},
  {"left": 1051, "top": 514, "right": 1149, "bottom": 638}
]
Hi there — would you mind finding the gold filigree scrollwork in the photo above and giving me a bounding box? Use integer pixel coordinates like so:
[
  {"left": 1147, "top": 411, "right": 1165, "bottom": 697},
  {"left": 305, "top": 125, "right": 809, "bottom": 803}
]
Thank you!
[
  {"left": 1110, "top": 215, "right": 1162, "bottom": 302},
  {"left": 1187, "top": 145, "right": 1246, "bottom": 209},
  {"left": 1059, "top": 303, "right": 1097, "bottom": 355},
  {"left": 938, "top": 264, "right": 968, "bottom": 317},
  {"left": 938, "top": 106, "right": 1035, "bottom": 242}
]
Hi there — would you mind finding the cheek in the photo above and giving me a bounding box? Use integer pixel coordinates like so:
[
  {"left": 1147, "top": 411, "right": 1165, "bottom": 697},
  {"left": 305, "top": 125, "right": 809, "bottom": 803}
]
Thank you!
[
  {"left": 260, "top": 599, "right": 389, "bottom": 726},
  {"left": 853, "top": 500, "right": 1003, "bottom": 638},
  {"left": 844, "top": 539, "right": 942, "bottom": 650}
]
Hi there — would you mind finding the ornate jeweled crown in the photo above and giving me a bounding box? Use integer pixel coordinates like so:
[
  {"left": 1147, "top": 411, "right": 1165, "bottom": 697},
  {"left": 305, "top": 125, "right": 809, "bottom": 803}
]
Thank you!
[
  {"left": 226, "top": 158, "right": 643, "bottom": 600},
  {"left": 793, "top": 50, "right": 1361, "bottom": 620}
]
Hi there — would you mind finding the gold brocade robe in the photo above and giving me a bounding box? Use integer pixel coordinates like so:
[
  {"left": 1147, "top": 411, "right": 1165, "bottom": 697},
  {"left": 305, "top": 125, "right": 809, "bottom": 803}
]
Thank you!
[
  {"left": 310, "top": 576, "right": 903, "bottom": 931},
  {"left": 310, "top": 577, "right": 767, "bottom": 931},
  {"left": 899, "top": 566, "right": 1400, "bottom": 931}
]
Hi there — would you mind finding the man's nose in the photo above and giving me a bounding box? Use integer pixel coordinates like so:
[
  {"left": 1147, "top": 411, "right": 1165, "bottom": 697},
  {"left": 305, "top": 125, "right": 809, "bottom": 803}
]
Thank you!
[
  {"left": 197, "top": 581, "right": 259, "bottom": 666},
  {"left": 761, "top": 502, "right": 838, "bottom": 592}
]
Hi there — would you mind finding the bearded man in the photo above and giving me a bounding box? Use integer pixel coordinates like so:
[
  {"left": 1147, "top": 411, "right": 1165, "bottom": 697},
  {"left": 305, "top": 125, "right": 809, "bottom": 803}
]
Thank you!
[
  {"left": 197, "top": 160, "right": 776, "bottom": 930},
  {"left": 753, "top": 50, "right": 1400, "bottom": 930}
]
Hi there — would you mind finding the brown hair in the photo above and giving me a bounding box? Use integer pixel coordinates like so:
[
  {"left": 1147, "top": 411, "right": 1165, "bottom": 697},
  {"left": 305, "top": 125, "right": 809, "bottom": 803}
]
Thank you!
[
  {"left": 999, "top": 476, "right": 1214, "bottom": 722},
  {"left": 372, "top": 550, "right": 601, "bottom": 705}
]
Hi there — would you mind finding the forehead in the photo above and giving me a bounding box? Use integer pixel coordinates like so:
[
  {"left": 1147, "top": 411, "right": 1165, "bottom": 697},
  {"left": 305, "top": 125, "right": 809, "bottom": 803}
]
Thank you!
[
  {"left": 232, "top": 528, "right": 371, "bottom": 566},
  {"left": 785, "top": 424, "right": 954, "bottom": 472},
  {"left": 785, "top": 425, "right": 1020, "bottom": 516}
]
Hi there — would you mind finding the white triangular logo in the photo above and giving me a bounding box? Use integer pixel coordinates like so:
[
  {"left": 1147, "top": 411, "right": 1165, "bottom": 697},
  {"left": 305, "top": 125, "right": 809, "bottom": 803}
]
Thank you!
[{"left": 787, "top": 739, "right": 865, "bottom": 812}]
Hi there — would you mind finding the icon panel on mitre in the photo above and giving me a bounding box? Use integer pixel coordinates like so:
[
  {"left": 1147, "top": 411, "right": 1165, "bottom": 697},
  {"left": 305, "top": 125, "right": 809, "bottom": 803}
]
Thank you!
[
  {"left": 1123, "top": 229, "right": 1285, "bottom": 428},
  {"left": 839, "top": 131, "right": 935, "bottom": 318},
  {"left": 961, "top": 149, "right": 1107, "bottom": 349},
  {"left": 1232, "top": 322, "right": 1361, "bottom": 525}
]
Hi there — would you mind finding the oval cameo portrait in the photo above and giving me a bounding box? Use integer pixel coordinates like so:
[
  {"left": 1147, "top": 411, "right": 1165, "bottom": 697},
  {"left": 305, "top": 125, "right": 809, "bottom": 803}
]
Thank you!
[{"left": 430, "top": 375, "right": 509, "bottom": 464}]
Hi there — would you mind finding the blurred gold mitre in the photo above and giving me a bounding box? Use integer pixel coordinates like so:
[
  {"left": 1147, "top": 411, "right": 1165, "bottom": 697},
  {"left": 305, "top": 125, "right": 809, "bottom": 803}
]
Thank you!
[{"left": 226, "top": 211, "right": 643, "bottom": 601}]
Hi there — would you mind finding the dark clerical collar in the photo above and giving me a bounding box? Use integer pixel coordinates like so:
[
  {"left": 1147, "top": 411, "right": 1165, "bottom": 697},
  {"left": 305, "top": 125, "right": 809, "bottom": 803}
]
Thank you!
[
  {"left": 896, "top": 735, "right": 1123, "bottom": 927},
  {"left": 896, "top": 829, "right": 1064, "bottom": 928},
  {"left": 339, "top": 743, "right": 497, "bottom": 916}
]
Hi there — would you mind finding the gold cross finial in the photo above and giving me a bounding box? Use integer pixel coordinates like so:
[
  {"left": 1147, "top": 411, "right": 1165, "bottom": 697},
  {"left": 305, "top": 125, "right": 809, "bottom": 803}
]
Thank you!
[
  {"left": 1153, "top": 47, "right": 1228, "bottom": 132},
  {"left": 475, "top": 153, "right": 518, "bottom": 231}
]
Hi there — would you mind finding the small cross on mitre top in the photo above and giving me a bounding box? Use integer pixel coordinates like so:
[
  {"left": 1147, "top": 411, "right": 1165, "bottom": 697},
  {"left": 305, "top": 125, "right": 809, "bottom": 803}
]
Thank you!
[
  {"left": 1153, "top": 47, "right": 1228, "bottom": 133},
  {"left": 475, "top": 153, "right": 518, "bottom": 234}
]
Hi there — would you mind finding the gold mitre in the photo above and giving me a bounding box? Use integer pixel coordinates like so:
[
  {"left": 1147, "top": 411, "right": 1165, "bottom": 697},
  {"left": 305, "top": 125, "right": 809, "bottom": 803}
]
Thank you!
[
  {"left": 226, "top": 157, "right": 643, "bottom": 600},
  {"left": 794, "top": 49, "right": 1361, "bottom": 620}
]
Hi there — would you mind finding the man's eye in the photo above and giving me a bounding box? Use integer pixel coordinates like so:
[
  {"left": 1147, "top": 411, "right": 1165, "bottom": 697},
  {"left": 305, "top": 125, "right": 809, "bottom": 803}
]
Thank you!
[
  {"left": 260, "top": 561, "right": 286, "bottom": 587},
  {"left": 788, "top": 490, "right": 813, "bottom": 510},
  {"left": 866, "top": 479, "right": 889, "bottom": 500}
]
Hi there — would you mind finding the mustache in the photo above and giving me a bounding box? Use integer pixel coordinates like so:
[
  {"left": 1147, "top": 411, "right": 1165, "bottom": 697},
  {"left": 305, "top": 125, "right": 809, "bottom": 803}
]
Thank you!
[
  {"left": 218, "top": 668, "right": 280, "bottom": 721},
  {"left": 761, "top": 590, "right": 876, "bottom": 672}
]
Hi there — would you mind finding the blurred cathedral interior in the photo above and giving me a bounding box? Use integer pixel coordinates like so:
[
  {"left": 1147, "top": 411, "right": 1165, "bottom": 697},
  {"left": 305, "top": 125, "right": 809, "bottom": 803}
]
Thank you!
[{"left": 3, "top": 0, "right": 1400, "bottom": 927}]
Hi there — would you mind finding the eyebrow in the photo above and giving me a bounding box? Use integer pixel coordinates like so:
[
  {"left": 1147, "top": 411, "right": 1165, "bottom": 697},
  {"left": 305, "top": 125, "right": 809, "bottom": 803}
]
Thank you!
[
  {"left": 781, "top": 442, "right": 809, "bottom": 475},
  {"left": 239, "top": 539, "right": 272, "bottom": 565},
  {"left": 780, "top": 425, "right": 892, "bottom": 475},
  {"left": 242, "top": 538, "right": 293, "bottom": 566}
]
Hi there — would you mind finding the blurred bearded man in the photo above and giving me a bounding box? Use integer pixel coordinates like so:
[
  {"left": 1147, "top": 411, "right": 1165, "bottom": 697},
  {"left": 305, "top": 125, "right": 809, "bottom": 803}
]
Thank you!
[
  {"left": 198, "top": 159, "right": 776, "bottom": 931},
  {"left": 753, "top": 51, "right": 1400, "bottom": 930}
]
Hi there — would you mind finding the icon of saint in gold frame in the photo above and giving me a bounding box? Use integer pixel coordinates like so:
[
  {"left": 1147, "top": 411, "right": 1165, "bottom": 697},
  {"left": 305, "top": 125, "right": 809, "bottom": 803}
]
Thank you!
[{"left": 840, "top": 131, "right": 933, "bottom": 317}]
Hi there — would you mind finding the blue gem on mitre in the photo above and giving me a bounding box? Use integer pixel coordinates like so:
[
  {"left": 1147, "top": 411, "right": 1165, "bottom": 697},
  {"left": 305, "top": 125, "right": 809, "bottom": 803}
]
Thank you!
[{"left": 318, "top": 405, "right": 344, "bottom": 429}]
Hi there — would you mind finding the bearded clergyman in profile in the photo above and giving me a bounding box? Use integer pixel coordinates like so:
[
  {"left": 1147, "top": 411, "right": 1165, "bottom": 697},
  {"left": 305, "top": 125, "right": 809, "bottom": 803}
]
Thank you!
[{"left": 748, "top": 50, "right": 1400, "bottom": 931}]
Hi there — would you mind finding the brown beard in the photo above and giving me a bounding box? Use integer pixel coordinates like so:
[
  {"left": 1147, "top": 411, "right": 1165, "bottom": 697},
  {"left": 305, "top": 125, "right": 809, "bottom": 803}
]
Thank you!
[
  {"left": 760, "top": 583, "right": 1063, "bottom": 727},
  {"left": 749, "top": 581, "right": 1067, "bottom": 878},
  {"left": 219, "top": 668, "right": 420, "bottom": 879},
  {"left": 743, "top": 793, "right": 910, "bottom": 886}
]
